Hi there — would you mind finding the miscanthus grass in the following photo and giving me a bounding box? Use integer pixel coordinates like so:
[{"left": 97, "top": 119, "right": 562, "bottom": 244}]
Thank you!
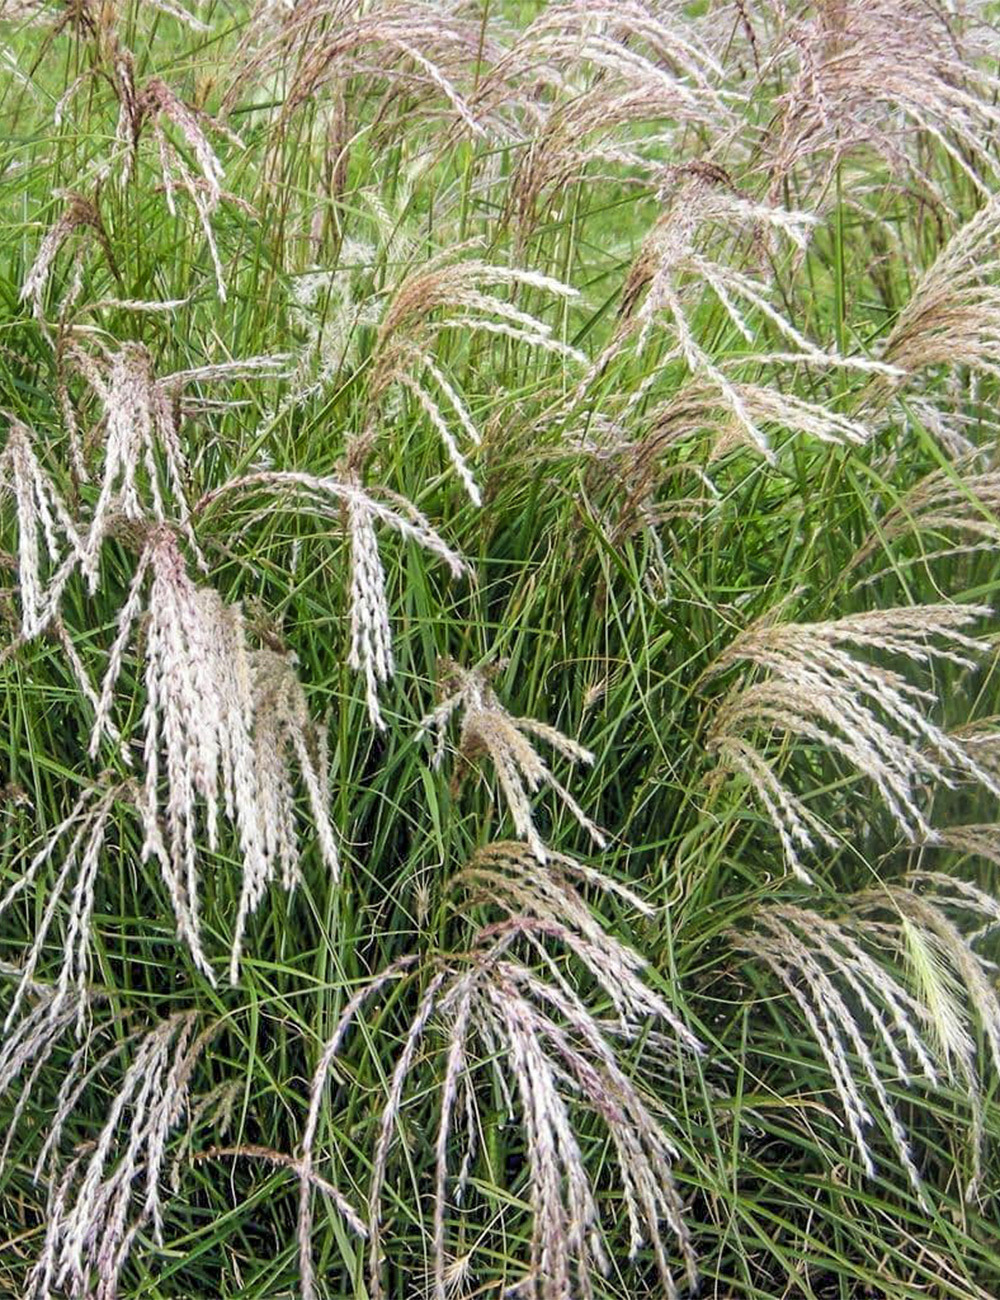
[{"left": 2, "top": 2, "right": 1000, "bottom": 1298}]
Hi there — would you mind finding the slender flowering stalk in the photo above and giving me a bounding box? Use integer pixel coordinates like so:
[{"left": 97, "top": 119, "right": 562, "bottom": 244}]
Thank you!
[
  {"left": 922, "top": 827, "right": 1000, "bottom": 883},
  {"left": 298, "top": 958, "right": 418, "bottom": 1300},
  {"left": 605, "top": 379, "right": 872, "bottom": 522}
]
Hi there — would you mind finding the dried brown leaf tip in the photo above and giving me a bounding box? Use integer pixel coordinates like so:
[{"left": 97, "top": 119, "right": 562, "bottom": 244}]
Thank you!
[{"left": 420, "top": 658, "right": 605, "bottom": 861}]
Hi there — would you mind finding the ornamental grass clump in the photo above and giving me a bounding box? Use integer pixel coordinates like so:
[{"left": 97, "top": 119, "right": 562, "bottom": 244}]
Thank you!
[{"left": 3, "top": 1, "right": 1000, "bottom": 1298}]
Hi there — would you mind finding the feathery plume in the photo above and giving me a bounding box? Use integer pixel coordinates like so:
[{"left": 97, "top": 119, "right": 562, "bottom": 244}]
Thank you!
[
  {"left": 707, "top": 604, "right": 1000, "bottom": 879},
  {"left": 585, "top": 169, "right": 892, "bottom": 459},
  {"left": 27, "top": 1010, "right": 217, "bottom": 1300},
  {"left": 233, "top": 646, "right": 339, "bottom": 981},
  {"left": 420, "top": 658, "right": 605, "bottom": 861},
  {"left": 344, "top": 479, "right": 395, "bottom": 728},
  {"left": 197, "top": 469, "right": 466, "bottom": 726},
  {"left": 112, "top": 52, "right": 240, "bottom": 299},
  {"left": 91, "top": 528, "right": 258, "bottom": 978},
  {"left": 766, "top": 0, "right": 1000, "bottom": 201},
  {"left": 0, "top": 781, "right": 129, "bottom": 1035},
  {"left": 850, "top": 453, "right": 1000, "bottom": 575},
  {"left": 66, "top": 344, "right": 287, "bottom": 586},
  {"left": 449, "top": 842, "right": 694, "bottom": 1044},
  {"left": 90, "top": 528, "right": 337, "bottom": 981},
  {"left": 226, "top": 1, "right": 497, "bottom": 139},
  {"left": 622, "top": 378, "right": 872, "bottom": 489},
  {"left": 951, "top": 718, "right": 1000, "bottom": 788},
  {"left": 298, "top": 958, "right": 417, "bottom": 1300},
  {"left": 299, "top": 844, "right": 700, "bottom": 1300},
  {"left": 873, "top": 881, "right": 1000, "bottom": 1088},
  {"left": 0, "top": 973, "right": 98, "bottom": 1173},
  {"left": 70, "top": 342, "right": 198, "bottom": 585},
  {"left": 733, "top": 903, "right": 930, "bottom": 1197},
  {"left": 0, "top": 419, "right": 83, "bottom": 638},
  {"left": 475, "top": 0, "right": 730, "bottom": 234},
  {"left": 734, "top": 879, "right": 1000, "bottom": 1199},
  {"left": 368, "top": 250, "right": 584, "bottom": 502},
  {"left": 283, "top": 253, "right": 380, "bottom": 408},
  {"left": 923, "top": 826, "right": 1000, "bottom": 881},
  {"left": 877, "top": 192, "right": 1000, "bottom": 385},
  {"left": 20, "top": 193, "right": 113, "bottom": 326}
]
